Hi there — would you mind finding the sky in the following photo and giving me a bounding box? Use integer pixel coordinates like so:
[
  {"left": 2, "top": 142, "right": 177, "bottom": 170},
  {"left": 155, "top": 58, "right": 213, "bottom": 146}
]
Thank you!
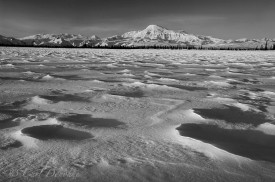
[{"left": 0, "top": 0, "right": 275, "bottom": 39}]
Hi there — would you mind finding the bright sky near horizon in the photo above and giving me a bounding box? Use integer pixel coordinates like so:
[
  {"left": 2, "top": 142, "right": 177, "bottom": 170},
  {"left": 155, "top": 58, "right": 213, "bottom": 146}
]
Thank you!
[{"left": 0, "top": 0, "right": 274, "bottom": 39}]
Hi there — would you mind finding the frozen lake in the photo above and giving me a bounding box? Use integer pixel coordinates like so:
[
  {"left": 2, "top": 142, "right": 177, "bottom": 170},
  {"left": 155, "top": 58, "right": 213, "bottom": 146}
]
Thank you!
[{"left": 0, "top": 47, "right": 275, "bottom": 181}]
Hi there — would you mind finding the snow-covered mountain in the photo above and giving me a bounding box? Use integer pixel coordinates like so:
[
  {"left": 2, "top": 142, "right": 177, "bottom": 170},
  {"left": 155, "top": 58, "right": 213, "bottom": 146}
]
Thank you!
[
  {"left": 16, "top": 25, "right": 229, "bottom": 47},
  {"left": 97, "top": 25, "right": 226, "bottom": 47},
  {"left": 206, "top": 38, "right": 275, "bottom": 50},
  {"left": 19, "top": 33, "right": 102, "bottom": 47},
  {"left": 0, "top": 35, "right": 26, "bottom": 46},
  {"left": 1, "top": 24, "right": 275, "bottom": 49},
  {"left": 122, "top": 25, "right": 224, "bottom": 45},
  {"left": 95, "top": 25, "right": 274, "bottom": 49}
]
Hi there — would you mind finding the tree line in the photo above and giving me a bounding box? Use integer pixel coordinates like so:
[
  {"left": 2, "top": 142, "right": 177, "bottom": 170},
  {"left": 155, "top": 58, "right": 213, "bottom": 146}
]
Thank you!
[
  {"left": 1, "top": 41, "right": 275, "bottom": 50},
  {"left": 81, "top": 42, "right": 275, "bottom": 50}
]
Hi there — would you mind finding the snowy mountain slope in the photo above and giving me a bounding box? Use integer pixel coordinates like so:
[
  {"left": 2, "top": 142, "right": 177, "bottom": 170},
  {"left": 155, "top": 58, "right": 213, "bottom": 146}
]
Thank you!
[
  {"left": 84, "top": 35, "right": 102, "bottom": 47},
  {"left": 206, "top": 38, "right": 275, "bottom": 49},
  {"left": 0, "top": 35, "right": 26, "bottom": 46},
  {"left": 100, "top": 25, "right": 226, "bottom": 47},
  {"left": 20, "top": 33, "right": 102, "bottom": 47},
  {"left": 122, "top": 25, "right": 223, "bottom": 44}
]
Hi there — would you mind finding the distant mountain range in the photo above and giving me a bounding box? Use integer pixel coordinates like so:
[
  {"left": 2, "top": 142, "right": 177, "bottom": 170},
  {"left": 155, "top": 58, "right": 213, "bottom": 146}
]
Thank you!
[{"left": 1, "top": 25, "right": 275, "bottom": 50}]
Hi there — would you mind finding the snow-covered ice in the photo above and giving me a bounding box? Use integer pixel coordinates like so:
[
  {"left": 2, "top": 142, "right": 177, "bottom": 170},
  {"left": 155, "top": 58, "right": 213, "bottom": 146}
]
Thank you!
[{"left": 0, "top": 47, "right": 275, "bottom": 181}]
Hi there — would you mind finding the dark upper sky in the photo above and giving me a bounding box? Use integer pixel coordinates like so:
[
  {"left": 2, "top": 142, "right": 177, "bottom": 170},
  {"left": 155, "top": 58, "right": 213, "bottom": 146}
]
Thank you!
[{"left": 0, "top": 0, "right": 274, "bottom": 39}]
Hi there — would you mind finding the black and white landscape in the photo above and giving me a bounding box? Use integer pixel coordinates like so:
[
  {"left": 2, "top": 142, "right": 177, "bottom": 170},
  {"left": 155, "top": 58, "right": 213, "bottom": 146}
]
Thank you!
[
  {"left": 1, "top": 0, "right": 275, "bottom": 182},
  {"left": 0, "top": 47, "right": 275, "bottom": 181}
]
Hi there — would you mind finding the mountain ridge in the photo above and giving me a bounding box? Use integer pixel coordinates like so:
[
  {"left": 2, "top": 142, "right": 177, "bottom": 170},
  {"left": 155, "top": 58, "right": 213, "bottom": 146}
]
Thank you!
[{"left": 1, "top": 25, "right": 275, "bottom": 50}]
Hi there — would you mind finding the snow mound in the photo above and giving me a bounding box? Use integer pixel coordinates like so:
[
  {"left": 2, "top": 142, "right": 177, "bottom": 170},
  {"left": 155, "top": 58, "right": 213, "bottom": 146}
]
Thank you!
[
  {"left": 41, "top": 74, "right": 54, "bottom": 80},
  {"left": 206, "top": 81, "right": 231, "bottom": 87},
  {"left": 256, "top": 123, "right": 275, "bottom": 136},
  {"left": 31, "top": 96, "right": 52, "bottom": 105}
]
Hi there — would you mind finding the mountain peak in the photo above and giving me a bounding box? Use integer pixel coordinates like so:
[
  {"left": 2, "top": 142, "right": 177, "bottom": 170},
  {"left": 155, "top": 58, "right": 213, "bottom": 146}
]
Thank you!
[
  {"left": 145, "top": 25, "right": 167, "bottom": 31},
  {"left": 89, "top": 35, "right": 101, "bottom": 40}
]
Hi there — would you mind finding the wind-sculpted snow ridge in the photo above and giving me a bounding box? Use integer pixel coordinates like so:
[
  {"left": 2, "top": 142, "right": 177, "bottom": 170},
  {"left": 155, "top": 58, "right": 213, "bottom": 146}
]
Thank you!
[{"left": 0, "top": 47, "right": 275, "bottom": 181}]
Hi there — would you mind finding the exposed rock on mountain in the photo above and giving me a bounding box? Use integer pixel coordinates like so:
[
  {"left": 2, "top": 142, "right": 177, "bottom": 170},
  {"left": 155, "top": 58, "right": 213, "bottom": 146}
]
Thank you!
[{"left": 0, "top": 35, "right": 26, "bottom": 46}]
